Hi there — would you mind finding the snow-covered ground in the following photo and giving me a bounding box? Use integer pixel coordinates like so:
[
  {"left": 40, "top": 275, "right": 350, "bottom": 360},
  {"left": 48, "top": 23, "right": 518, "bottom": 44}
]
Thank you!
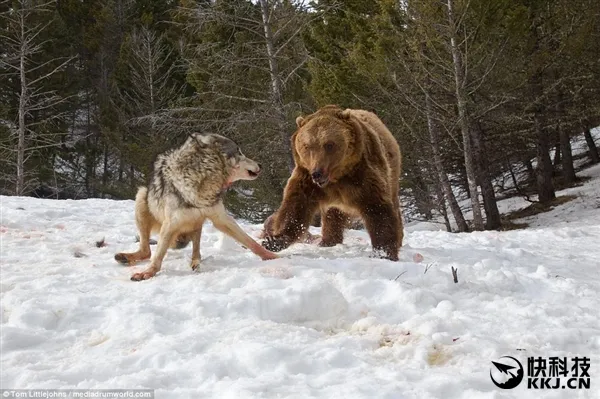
[{"left": 2, "top": 166, "right": 600, "bottom": 398}]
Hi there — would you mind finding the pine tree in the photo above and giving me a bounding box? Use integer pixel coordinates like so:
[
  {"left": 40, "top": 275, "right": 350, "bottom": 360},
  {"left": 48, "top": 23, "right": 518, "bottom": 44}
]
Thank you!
[{"left": 0, "top": 0, "right": 75, "bottom": 195}]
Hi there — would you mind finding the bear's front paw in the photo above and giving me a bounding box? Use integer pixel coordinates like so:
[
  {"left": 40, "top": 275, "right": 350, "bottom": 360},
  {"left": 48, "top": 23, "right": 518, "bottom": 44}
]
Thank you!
[
  {"left": 262, "top": 235, "right": 290, "bottom": 252},
  {"left": 370, "top": 247, "right": 399, "bottom": 261}
]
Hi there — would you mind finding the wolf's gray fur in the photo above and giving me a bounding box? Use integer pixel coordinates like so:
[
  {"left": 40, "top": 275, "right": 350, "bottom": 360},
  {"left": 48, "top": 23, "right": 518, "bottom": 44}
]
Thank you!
[{"left": 148, "top": 133, "right": 248, "bottom": 209}]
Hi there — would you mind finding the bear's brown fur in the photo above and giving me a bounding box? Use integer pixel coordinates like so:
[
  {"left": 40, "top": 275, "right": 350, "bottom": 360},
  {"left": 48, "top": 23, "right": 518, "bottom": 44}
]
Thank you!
[{"left": 262, "top": 105, "right": 404, "bottom": 260}]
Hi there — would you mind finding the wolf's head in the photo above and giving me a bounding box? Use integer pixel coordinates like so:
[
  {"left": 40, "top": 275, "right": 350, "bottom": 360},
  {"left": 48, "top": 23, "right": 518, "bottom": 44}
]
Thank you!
[{"left": 192, "top": 133, "right": 262, "bottom": 182}]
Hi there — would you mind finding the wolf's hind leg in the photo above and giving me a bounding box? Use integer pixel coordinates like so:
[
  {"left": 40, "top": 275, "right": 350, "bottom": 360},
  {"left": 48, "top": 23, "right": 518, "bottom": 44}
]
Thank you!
[
  {"left": 115, "top": 187, "right": 153, "bottom": 265},
  {"left": 131, "top": 220, "right": 176, "bottom": 281},
  {"left": 189, "top": 226, "right": 203, "bottom": 271}
]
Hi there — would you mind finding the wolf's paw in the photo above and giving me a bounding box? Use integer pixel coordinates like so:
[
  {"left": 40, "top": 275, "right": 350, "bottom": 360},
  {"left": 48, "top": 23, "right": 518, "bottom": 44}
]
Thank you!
[
  {"left": 260, "top": 249, "right": 279, "bottom": 261},
  {"left": 190, "top": 258, "right": 201, "bottom": 271},
  {"left": 131, "top": 268, "right": 158, "bottom": 281},
  {"left": 115, "top": 251, "right": 150, "bottom": 265},
  {"left": 114, "top": 253, "right": 129, "bottom": 264}
]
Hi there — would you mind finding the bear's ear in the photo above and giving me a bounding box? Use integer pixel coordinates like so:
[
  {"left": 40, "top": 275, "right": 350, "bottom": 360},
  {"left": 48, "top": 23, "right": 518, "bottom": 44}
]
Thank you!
[
  {"left": 295, "top": 115, "right": 306, "bottom": 128},
  {"left": 335, "top": 109, "right": 353, "bottom": 121}
]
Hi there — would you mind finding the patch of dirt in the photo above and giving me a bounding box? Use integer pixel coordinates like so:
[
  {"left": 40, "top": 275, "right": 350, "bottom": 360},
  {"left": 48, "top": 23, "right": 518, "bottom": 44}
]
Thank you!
[
  {"left": 498, "top": 220, "right": 530, "bottom": 231},
  {"left": 427, "top": 345, "right": 452, "bottom": 366},
  {"left": 505, "top": 195, "right": 577, "bottom": 221}
]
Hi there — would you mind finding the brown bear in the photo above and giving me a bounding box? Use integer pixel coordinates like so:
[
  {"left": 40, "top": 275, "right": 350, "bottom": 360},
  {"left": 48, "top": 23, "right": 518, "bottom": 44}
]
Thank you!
[{"left": 262, "top": 105, "right": 404, "bottom": 260}]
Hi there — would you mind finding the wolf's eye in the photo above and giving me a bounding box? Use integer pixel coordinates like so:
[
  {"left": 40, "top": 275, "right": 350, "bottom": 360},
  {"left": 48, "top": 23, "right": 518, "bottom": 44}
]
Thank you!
[{"left": 324, "top": 142, "right": 335, "bottom": 152}]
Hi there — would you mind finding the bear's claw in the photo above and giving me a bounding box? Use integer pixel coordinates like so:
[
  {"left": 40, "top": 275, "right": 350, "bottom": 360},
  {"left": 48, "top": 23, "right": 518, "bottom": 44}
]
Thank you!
[{"left": 262, "top": 235, "right": 289, "bottom": 252}]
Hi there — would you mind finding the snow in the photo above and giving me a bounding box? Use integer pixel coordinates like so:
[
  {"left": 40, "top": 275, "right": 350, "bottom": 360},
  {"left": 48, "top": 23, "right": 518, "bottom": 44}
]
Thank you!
[{"left": 2, "top": 165, "right": 600, "bottom": 398}]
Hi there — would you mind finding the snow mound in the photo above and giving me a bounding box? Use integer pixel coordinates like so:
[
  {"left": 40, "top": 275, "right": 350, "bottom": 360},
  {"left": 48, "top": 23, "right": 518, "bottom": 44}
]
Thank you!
[{"left": 2, "top": 168, "right": 600, "bottom": 398}]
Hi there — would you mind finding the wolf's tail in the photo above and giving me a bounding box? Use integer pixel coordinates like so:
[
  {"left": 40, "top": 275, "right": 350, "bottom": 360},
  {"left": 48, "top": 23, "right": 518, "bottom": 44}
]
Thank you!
[
  {"left": 136, "top": 186, "right": 190, "bottom": 250},
  {"left": 136, "top": 186, "right": 149, "bottom": 204},
  {"left": 134, "top": 186, "right": 151, "bottom": 226}
]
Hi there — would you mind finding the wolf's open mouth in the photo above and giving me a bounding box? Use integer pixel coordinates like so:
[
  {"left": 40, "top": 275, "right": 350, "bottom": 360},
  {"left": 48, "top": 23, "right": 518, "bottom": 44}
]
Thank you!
[{"left": 248, "top": 170, "right": 259, "bottom": 177}]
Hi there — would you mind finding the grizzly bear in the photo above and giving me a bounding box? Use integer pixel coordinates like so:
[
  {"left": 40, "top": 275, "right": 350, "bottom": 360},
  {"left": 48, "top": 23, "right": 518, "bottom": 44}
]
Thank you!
[{"left": 262, "top": 105, "right": 404, "bottom": 261}]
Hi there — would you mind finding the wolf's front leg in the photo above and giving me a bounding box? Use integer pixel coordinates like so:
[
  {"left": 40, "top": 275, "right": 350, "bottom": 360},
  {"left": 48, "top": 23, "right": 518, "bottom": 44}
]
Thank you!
[
  {"left": 210, "top": 206, "right": 278, "bottom": 260},
  {"left": 131, "top": 221, "right": 176, "bottom": 281},
  {"left": 261, "top": 168, "right": 321, "bottom": 252}
]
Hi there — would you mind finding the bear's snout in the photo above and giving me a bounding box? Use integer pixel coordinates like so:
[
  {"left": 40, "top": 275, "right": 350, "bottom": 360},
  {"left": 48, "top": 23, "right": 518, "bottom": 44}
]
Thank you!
[{"left": 311, "top": 169, "right": 329, "bottom": 187}]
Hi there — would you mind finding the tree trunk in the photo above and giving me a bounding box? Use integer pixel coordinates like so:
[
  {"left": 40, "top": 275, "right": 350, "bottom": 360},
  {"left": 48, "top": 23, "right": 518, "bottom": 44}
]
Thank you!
[
  {"left": 558, "top": 121, "right": 576, "bottom": 184},
  {"left": 528, "top": 14, "right": 555, "bottom": 204},
  {"left": 447, "top": 0, "right": 483, "bottom": 230},
  {"left": 412, "top": 167, "right": 433, "bottom": 220},
  {"left": 129, "top": 165, "right": 136, "bottom": 190},
  {"left": 534, "top": 111, "right": 556, "bottom": 203},
  {"left": 507, "top": 158, "right": 525, "bottom": 198},
  {"left": 461, "top": 171, "right": 470, "bottom": 199},
  {"left": 16, "top": 14, "right": 27, "bottom": 196},
  {"left": 118, "top": 155, "right": 125, "bottom": 182},
  {"left": 472, "top": 122, "right": 501, "bottom": 230},
  {"left": 102, "top": 144, "right": 109, "bottom": 198},
  {"left": 524, "top": 158, "right": 534, "bottom": 183},
  {"left": 552, "top": 139, "right": 561, "bottom": 169},
  {"left": 582, "top": 120, "right": 600, "bottom": 164},
  {"left": 85, "top": 96, "right": 94, "bottom": 197},
  {"left": 434, "top": 182, "right": 452, "bottom": 232},
  {"left": 258, "top": 0, "right": 293, "bottom": 172},
  {"left": 426, "top": 93, "right": 469, "bottom": 232}
]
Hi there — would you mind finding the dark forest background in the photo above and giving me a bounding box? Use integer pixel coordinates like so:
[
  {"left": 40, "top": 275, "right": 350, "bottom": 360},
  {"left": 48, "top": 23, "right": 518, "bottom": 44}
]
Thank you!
[{"left": 1, "top": 0, "right": 600, "bottom": 230}]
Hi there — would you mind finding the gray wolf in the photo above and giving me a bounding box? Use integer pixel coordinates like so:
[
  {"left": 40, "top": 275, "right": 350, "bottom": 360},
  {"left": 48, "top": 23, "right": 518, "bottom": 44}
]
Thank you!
[{"left": 115, "top": 133, "right": 278, "bottom": 281}]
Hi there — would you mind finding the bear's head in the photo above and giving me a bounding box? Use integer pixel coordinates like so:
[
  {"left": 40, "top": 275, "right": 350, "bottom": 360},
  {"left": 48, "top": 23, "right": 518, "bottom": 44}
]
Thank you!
[{"left": 291, "top": 105, "right": 364, "bottom": 188}]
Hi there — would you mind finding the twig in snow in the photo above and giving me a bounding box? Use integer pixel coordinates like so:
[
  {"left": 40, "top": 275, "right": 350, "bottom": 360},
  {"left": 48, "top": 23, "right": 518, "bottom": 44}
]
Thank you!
[
  {"left": 73, "top": 250, "right": 88, "bottom": 258},
  {"left": 451, "top": 267, "right": 459, "bottom": 283},
  {"left": 95, "top": 238, "right": 107, "bottom": 248},
  {"left": 424, "top": 262, "right": 436, "bottom": 274},
  {"left": 394, "top": 271, "right": 407, "bottom": 281}
]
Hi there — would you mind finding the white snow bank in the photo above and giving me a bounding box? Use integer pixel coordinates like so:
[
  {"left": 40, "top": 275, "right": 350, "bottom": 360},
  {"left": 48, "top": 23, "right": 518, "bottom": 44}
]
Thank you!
[{"left": 1, "top": 171, "right": 600, "bottom": 398}]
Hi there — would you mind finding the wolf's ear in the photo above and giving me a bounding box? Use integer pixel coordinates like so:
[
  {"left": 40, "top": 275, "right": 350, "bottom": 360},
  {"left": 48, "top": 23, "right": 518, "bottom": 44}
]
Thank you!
[
  {"left": 212, "top": 135, "right": 240, "bottom": 158},
  {"left": 192, "top": 133, "right": 212, "bottom": 147},
  {"left": 295, "top": 115, "right": 306, "bottom": 128}
]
